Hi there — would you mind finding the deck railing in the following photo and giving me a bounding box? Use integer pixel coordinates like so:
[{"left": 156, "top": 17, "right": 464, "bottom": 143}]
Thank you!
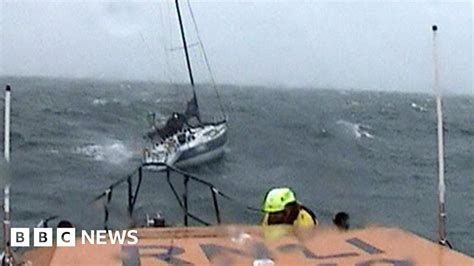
[{"left": 93, "top": 163, "right": 259, "bottom": 230}]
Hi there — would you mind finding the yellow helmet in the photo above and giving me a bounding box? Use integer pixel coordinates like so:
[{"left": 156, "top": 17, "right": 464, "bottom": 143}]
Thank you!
[{"left": 262, "top": 187, "right": 296, "bottom": 213}]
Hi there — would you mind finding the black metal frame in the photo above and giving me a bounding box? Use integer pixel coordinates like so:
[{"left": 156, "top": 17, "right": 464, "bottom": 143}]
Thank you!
[{"left": 94, "top": 163, "right": 258, "bottom": 230}]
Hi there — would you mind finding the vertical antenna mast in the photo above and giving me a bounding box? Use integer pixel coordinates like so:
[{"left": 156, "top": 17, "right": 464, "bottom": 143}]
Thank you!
[
  {"left": 174, "top": 0, "right": 199, "bottom": 99},
  {"left": 4, "top": 85, "right": 11, "bottom": 163},
  {"left": 432, "top": 25, "right": 450, "bottom": 248}
]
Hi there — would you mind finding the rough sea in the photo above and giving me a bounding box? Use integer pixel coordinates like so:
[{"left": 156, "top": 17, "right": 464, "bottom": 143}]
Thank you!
[{"left": 0, "top": 76, "right": 472, "bottom": 256}]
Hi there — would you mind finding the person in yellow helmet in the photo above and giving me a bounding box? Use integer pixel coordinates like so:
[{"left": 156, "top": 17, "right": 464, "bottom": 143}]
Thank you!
[{"left": 261, "top": 187, "right": 318, "bottom": 226}]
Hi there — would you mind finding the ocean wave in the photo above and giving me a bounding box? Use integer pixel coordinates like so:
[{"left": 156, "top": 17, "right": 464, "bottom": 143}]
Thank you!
[
  {"left": 410, "top": 102, "right": 427, "bottom": 112},
  {"left": 92, "top": 98, "right": 108, "bottom": 106},
  {"left": 336, "top": 120, "right": 374, "bottom": 139},
  {"left": 73, "top": 141, "right": 134, "bottom": 164},
  {"left": 348, "top": 100, "right": 361, "bottom": 106},
  {"left": 91, "top": 98, "right": 121, "bottom": 106}
]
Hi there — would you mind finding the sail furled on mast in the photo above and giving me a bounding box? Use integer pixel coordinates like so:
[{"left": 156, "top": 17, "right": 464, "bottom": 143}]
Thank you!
[{"left": 185, "top": 93, "right": 201, "bottom": 123}]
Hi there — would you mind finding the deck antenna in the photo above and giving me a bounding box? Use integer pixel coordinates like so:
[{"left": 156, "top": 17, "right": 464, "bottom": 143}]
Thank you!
[
  {"left": 432, "top": 25, "right": 451, "bottom": 248},
  {"left": 4, "top": 85, "right": 11, "bottom": 163}
]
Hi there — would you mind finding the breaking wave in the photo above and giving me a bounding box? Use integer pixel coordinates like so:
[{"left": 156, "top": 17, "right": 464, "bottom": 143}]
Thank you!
[
  {"left": 410, "top": 102, "right": 427, "bottom": 112},
  {"left": 336, "top": 120, "right": 374, "bottom": 139},
  {"left": 73, "top": 141, "right": 134, "bottom": 164},
  {"left": 91, "top": 98, "right": 121, "bottom": 106},
  {"left": 92, "top": 98, "right": 108, "bottom": 106}
]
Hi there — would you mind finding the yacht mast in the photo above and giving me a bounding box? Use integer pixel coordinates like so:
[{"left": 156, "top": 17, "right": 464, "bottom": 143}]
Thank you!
[{"left": 174, "top": 0, "right": 200, "bottom": 121}]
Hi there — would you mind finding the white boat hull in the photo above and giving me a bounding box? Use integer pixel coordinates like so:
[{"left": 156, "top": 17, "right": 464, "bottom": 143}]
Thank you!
[{"left": 143, "top": 122, "right": 227, "bottom": 170}]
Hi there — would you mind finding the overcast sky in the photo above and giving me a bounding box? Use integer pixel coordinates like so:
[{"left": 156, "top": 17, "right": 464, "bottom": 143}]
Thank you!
[{"left": 0, "top": 1, "right": 472, "bottom": 94}]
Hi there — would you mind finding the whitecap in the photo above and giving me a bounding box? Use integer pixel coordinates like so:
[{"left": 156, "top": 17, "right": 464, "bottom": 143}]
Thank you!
[
  {"left": 92, "top": 98, "right": 108, "bottom": 106},
  {"left": 336, "top": 120, "right": 374, "bottom": 139},
  {"left": 73, "top": 141, "right": 134, "bottom": 164},
  {"left": 350, "top": 100, "right": 361, "bottom": 106},
  {"left": 411, "top": 102, "right": 427, "bottom": 112}
]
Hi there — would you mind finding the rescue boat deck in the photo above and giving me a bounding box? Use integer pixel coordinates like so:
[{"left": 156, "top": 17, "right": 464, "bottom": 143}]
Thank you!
[{"left": 22, "top": 225, "right": 474, "bottom": 265}]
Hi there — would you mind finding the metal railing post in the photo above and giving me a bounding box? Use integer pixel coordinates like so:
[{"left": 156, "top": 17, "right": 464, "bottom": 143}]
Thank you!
[
  {"left": 183, "top": 175, "right": 189, "bottom": 226},
  {"left": 127, "top": 177, "right": 133, "bottom": 215},
  {"left": 130, "top": 168, "right": 143, "bottom": 215},
  {"left": 104, "top": 188, "right": 113, "bottom": 230},
  {"left": 211, "top": 187, "right": 221, "bottom": 224}
]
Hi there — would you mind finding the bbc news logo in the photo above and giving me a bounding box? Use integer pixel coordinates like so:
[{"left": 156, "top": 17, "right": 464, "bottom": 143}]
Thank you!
[{"left": 11, "top": 228, "right": 138, "bottom": 247}]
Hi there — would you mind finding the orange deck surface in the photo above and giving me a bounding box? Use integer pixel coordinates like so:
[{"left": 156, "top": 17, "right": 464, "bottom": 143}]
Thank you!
[{"left": 22, "top": 225, "right": 474, "bottom": 265}]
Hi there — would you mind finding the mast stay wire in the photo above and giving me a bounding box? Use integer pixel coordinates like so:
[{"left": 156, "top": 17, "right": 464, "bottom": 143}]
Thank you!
[{"left": 184, "top": 0, "right": 227, "bottom": 121}]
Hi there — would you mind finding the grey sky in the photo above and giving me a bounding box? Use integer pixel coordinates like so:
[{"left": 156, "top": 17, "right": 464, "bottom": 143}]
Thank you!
[{"left": 0, "top": 1, "right": 472, "bottom": 94}]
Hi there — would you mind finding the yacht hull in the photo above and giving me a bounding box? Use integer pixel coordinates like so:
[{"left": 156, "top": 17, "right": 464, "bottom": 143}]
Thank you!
[
  {"left": 176, "top": 125, "right": 227, "bottom": 168},
  {"left": 143, "top": 121, "right": 227, "bottom": 170}
]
